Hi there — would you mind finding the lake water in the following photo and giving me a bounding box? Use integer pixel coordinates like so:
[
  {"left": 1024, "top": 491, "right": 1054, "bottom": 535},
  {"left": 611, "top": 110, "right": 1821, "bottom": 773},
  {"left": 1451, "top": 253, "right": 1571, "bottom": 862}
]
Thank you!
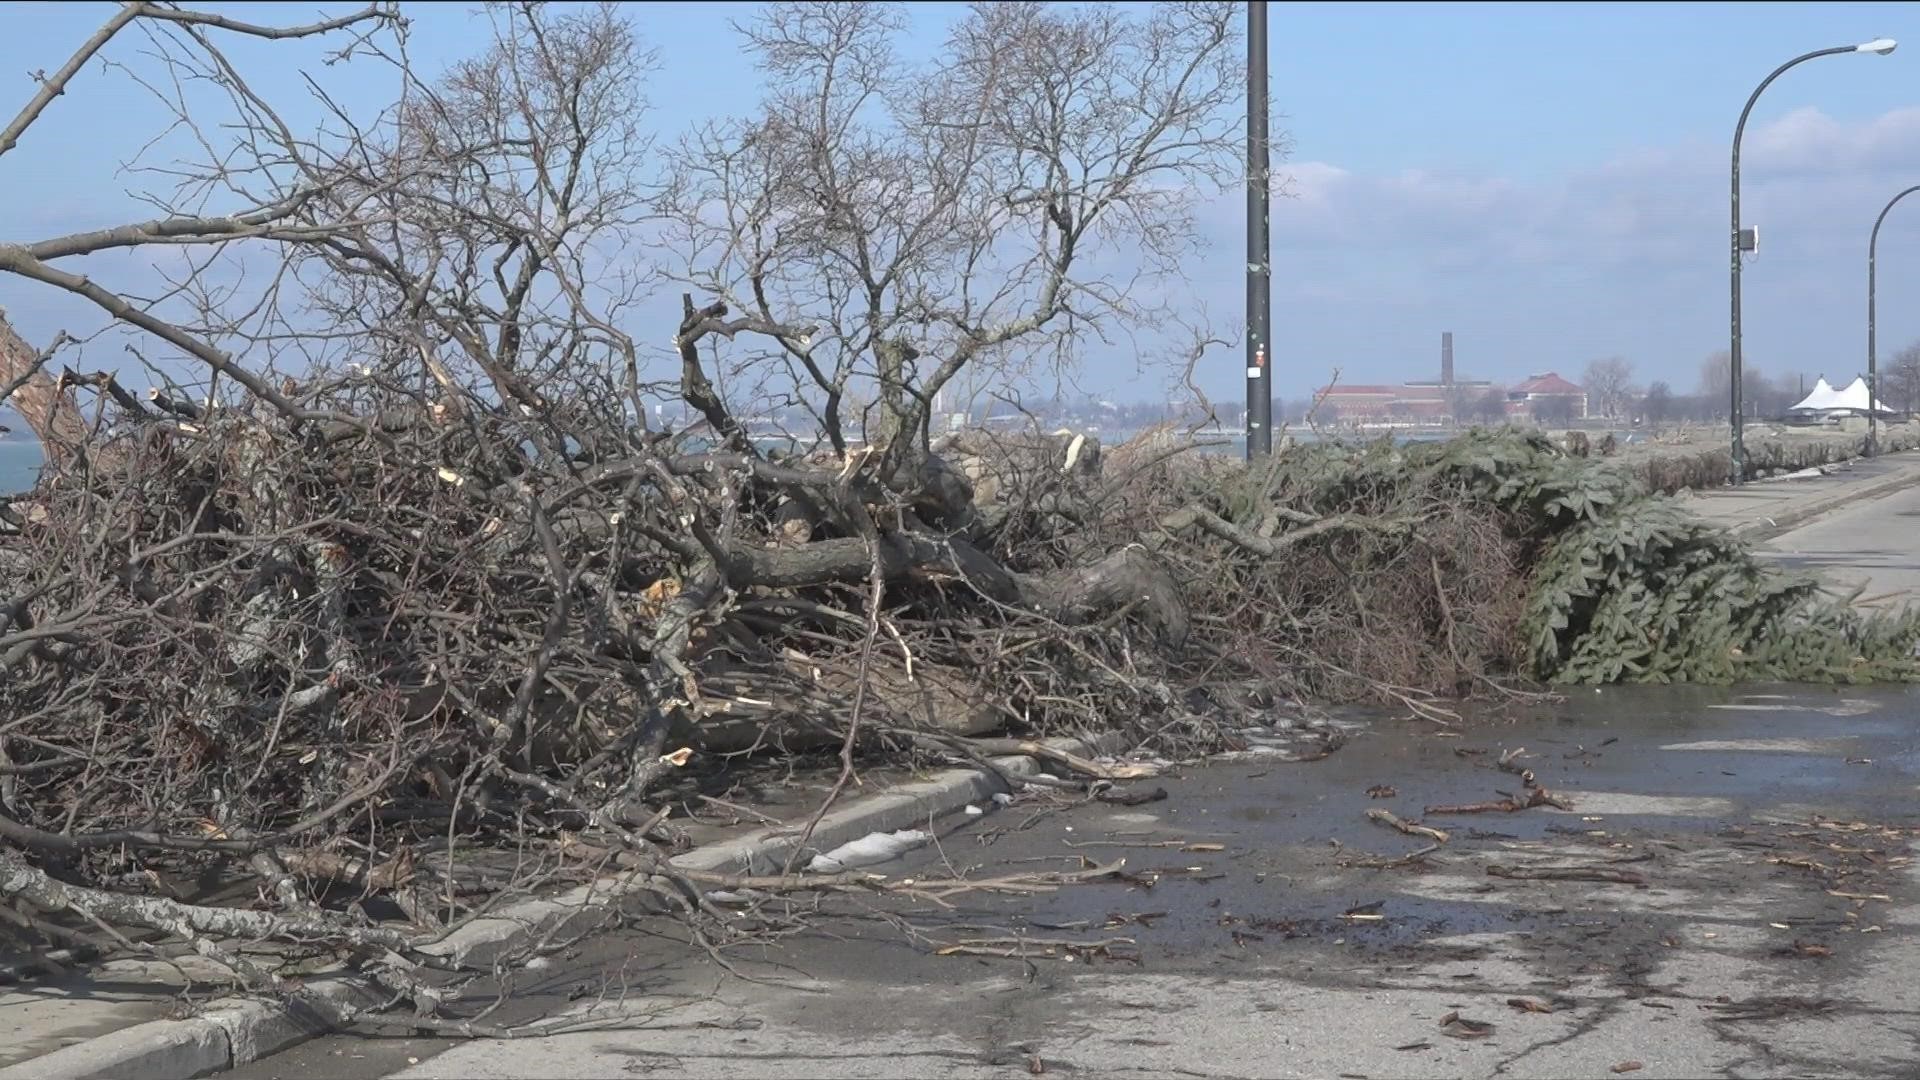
[{"left": 0, "top": 441, "right": 43, "bottom": 492}]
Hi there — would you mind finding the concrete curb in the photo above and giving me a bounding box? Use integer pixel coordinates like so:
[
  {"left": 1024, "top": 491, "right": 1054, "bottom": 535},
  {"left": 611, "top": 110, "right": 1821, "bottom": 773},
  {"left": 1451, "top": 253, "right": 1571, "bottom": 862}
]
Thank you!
[
  {"left": 0, "top": 733, "right": 1129, "bottom": 1080},
  {"left": 1727, "top": 455, "right": 1920, "bottom": 542}
]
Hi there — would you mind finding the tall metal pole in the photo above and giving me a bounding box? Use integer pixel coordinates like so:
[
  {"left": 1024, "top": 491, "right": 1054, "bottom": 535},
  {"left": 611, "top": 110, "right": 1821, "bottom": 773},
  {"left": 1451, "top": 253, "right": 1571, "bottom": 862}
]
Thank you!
[
  {"left": 1730, "top": 41, "right": 1892, "bottom": 484},
  {"left": 1244, "top": 0, "right": 1272, "bottom": 459},
  {"left": 1868, "top": 185, "right": 1920, "bottom": 458}
]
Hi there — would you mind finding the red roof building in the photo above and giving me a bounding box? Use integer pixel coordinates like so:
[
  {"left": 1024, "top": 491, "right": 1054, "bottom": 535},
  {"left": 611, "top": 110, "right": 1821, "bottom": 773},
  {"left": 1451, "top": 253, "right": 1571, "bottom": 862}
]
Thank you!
[
  {"left": 1507, "top": 373, "right": 1583, "bottom": 396},
  {"left": 1312, "top": 372, "right": 1586, "bottom": 426},
  {"left": 1504, "top": 373, "right": 1587, "bottom": 419}
]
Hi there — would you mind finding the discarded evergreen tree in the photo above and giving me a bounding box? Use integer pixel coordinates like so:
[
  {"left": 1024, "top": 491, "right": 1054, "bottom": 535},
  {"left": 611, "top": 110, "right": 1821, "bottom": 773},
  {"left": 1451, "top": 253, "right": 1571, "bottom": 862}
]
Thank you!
[{"left": 1166, "top": 429, "right": 1920, "bottom": 691}]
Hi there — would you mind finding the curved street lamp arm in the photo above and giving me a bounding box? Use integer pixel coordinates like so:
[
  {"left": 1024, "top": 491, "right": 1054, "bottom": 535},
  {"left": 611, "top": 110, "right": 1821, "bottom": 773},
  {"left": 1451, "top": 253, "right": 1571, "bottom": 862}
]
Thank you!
[
  {"left": 1866, "top": 184, "right": 1920, "bottom": 454},
  {"left": 1733, "top": 46, "right": 1858, "bottom": 158},
  {"left": 1871, "top": 185, "right": 1920, "bottom": 256},
  {"left": 1730, "top": 44, "right": 1879, "bottom": 483}
]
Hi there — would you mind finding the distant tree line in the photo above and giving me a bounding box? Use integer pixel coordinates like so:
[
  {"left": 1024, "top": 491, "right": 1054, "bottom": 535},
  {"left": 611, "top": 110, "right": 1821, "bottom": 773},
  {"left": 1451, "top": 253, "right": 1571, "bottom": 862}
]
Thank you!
[
  {"left": 1634, "top": 345, "right": 1920, "bottom": 427},
  {"left": 1553, "top": 350, "right": 1920, "bottom": 428},
  {"left": 890, "top": 341, "right": 1920, "bottom": 434}
]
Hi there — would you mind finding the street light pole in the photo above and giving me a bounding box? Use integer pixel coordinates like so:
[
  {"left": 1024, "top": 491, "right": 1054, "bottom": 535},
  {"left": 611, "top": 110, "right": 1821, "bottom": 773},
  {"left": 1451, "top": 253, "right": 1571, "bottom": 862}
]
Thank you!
[
  {"left": 1730, "top": 37, "right": 1896, "bottom": 485},
  {"left": 1244, "top": 0, "right": 1272, "bottom": 460},
  {"left": 1867, "top": 184, "right": 1920, "bottom": 457}
]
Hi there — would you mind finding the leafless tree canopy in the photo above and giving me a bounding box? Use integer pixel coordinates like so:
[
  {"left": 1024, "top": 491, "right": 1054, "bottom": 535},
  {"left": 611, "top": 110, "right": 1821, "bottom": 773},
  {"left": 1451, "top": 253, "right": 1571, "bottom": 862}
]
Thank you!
[
  {"left": 1581, "top": 356, "right": 1633, "bottom": 419},
  {"left": 1640, "top": 380, "right": 1675, "bottom": 424},
  {"left": 1892, "top": 341, "right": 1920, "bottom": 411},
  {"left": 1696, "top": 351, "right": 1732, "bottom": 415},
  {"left": 658, "top": 0, "right": 1241, "bottom": 459}
]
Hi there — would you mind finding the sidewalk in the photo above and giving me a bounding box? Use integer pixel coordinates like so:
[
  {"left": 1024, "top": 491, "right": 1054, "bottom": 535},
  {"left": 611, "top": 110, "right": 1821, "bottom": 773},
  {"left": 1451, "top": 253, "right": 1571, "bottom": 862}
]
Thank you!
[
  {"left": 0, "top": 954, "right": 240, "bottom": 1071},
  {"left": 1673, "top": 449, "right": 1920, "bottom": 541}
]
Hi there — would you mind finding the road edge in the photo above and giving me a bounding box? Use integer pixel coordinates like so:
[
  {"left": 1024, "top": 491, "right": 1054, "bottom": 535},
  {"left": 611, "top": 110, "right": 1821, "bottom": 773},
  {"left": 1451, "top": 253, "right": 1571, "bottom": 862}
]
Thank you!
[
  {"left": 1727, "top": 452, "right": 1920, "bottom": 543},
  {"left": 1, "top": 733, "right": 1126, "bottom": 1080}
]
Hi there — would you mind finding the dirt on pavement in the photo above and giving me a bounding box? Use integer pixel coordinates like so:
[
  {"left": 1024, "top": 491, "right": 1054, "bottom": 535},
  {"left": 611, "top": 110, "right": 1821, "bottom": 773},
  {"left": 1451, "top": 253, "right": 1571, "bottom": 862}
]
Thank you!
[{"left": 219, "top": 682, "right": 1920, "bottom": 1080}]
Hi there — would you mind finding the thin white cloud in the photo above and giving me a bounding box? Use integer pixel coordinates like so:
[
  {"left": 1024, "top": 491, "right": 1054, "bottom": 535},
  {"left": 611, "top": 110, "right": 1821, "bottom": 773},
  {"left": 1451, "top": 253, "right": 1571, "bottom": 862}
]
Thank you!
[
  {"left": 1179, "top": 106, "right": 1920, "bottom": 394},
  {"left": 1747, "top": 105, "right": 1920, "bottom": 175},
  {"left": 1254, "top": 106, "right": 1920, "bottom": 269}
]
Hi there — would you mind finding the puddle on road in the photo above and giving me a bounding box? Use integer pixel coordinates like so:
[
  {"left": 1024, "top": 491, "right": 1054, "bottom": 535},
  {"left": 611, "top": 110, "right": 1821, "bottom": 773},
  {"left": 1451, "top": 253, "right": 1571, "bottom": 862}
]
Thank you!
[
  {"left": 1660, "top": 738, "right": 1859, "bottom": 752},
  {"left": 847, "top": 682, "right": 1920, "bottom": 968},
  {"left": 1707, "top": 699, "right": 1880, "bottom": 716}
]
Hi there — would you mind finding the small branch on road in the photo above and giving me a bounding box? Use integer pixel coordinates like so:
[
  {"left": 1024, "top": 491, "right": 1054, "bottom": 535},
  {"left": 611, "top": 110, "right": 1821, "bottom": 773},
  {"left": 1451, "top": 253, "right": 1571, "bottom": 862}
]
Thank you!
[
  {"left": 1486, "top": 864, "right": 1649, "bottom": 886},
  {"left": 1339, "top": 842, "right": 1442, "bottom": 869},
  {"left": 1426, "top": 787, "right": 1573, "bottom": 815},
  {"left": 1366, "top": 809, "right": 1450, "bottom": 844}
]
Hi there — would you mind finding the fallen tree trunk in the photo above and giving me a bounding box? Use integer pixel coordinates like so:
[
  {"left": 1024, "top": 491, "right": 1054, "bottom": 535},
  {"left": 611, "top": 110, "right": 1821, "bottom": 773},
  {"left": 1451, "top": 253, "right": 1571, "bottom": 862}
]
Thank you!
[
  {"left": 0, "top": 311, "right": 84, "bottom": 468},
  {"left": 724, "top": 531, "right": 1187, "bottom": 643}
]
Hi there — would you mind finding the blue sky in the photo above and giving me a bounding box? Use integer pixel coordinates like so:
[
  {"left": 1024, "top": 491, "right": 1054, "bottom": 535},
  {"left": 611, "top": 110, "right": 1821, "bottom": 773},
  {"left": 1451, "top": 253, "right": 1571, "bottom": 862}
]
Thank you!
[
  {"left": 4, "top": 1, "right": 1920, "bottom": 405},
  {"left": 1275, "top": 3, "right": 1916, "bottom": 179}
]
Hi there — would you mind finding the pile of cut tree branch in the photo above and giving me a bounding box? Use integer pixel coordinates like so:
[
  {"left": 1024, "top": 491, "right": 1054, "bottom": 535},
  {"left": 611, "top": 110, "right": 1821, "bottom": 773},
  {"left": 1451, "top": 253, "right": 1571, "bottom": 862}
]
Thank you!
[
  {"left": 4, "top": 0, "right": 1919, "bottom": 1030},
  {"left": 7, "top": 368, "right": 1920, "bottom": 1018}
]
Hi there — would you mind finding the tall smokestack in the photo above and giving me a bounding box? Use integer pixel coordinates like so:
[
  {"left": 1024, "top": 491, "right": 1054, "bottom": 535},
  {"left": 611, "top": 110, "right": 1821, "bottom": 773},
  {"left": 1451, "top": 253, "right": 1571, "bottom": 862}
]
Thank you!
[{"left": 1441, "top": 331, "right": 1455, "bottom": 389}]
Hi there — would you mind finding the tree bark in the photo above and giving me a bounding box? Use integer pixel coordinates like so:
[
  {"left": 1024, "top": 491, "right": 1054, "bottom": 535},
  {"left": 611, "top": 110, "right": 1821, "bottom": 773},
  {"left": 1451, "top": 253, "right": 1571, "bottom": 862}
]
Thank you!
[
  {"left": 724, "top": 530, "right": 1188, "bottom": 644},
  {"left": 0, "top": 311, "right": 83, "bottom": 462},
  {"left": 0, "top": 849, "right": 419, "bottom": 952}
]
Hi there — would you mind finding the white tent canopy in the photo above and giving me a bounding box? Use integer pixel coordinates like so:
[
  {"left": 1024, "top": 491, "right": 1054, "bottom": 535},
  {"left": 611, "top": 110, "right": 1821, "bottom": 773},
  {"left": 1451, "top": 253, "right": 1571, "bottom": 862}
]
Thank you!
[
  {"left": 1789, "top": 376, "right": 1895, "bottom": 415},
  {"left": 1789, "top": 377, "right": 1840, "bottom": 412}
]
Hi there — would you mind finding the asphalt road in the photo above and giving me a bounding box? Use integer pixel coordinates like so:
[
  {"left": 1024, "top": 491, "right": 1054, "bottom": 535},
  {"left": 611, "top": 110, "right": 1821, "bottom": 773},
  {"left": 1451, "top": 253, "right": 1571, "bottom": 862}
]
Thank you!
[
  {"left": 227, "top": 683, "right": 1920, "bottom": 1080},
  {"left": 1760, "top": 479, "right": 1920, "bottom": 610}
]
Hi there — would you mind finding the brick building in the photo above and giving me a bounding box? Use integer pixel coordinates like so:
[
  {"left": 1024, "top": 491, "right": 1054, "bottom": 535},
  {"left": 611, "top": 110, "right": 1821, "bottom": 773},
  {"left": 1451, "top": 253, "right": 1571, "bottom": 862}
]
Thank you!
[
  {"left": 1315, "top": 371, "right": 1586, "bottom": 425},
  {"left": 1310, "top": 334, "right": 1586, "bottom": 426}
]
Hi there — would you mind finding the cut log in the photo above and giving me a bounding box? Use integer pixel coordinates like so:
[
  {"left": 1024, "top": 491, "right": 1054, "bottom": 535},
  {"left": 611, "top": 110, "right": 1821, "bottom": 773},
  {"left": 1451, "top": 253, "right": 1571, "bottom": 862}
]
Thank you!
[{"left": 725, "top": 532, "right": 1187, "bottom": 645}]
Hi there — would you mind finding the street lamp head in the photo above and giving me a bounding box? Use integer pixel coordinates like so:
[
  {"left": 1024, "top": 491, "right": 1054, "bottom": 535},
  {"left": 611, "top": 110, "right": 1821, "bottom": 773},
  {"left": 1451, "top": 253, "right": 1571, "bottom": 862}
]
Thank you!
[{"left": 1857, "top": 38, "right": 1898, "bottom": 55}]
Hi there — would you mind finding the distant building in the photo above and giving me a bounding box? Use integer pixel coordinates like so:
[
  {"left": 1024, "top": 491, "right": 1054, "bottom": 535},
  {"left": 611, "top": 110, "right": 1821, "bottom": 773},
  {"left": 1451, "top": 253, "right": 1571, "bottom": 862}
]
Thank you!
[
  {"left": 1311, "top": 334, "right": 1586, "bottom": 426},
  {"left": 1313, "top": 372, "right": 1586, "bottom": 426},
  {"left": 1313, "top": 331, "right": 1492, "bottom": 426},
  {"left": 1315, "top": 383, "right": 1455, "bottom": 424},
  {"left": 1504, "top": 373, "right": 1587, "bottom": 420},
  {"left": 1311, "top": 368, "right": 1494, "bottom": 425}
]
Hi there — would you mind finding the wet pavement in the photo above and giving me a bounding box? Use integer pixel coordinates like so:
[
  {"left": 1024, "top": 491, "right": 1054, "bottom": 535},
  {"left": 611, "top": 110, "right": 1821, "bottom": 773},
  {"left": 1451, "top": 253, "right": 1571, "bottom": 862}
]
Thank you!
[{"left": 229, "top": 683, "right": 1920, "bottom": 1080}]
